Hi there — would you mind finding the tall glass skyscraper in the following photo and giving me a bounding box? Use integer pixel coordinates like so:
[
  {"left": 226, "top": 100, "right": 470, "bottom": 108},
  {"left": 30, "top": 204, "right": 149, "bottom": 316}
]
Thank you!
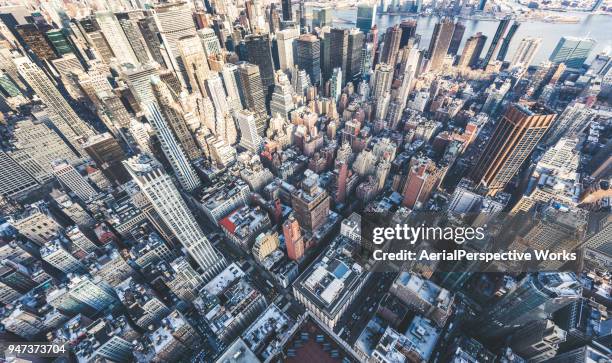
[
  {"left": 549, "top": 36, "right": 596, "bottom": 69},
  {"left": 356, "top": 4, "right": 376, "bottom": 34}
]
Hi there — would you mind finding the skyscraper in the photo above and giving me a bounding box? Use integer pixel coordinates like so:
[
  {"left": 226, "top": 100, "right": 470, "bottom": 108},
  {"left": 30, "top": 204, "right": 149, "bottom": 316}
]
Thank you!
[
  {"left": 244, "top": 34, "right": 275, "bottom": 94},
  {"left": 276, "top": 28, "right": 298, "bottom": 71},
  {"left": 329, "top": 28, "right": 349, "bottom": 84},
  {"left": 399, "top": 19, "right": 417, "bottom": 48},
  {"left": 281, "top": 0, "right": 292, "bottom": 20},
  {"left": 346, "top": 29, "right": 365, "bottom": 84},
  {"left": 356, "top": 4, "right": 376, "bottom": 34},
  {"left": 177, "top": 35, "right": 210, "bottom": 97},
  {"left": 380, "top": 25, "right": 402, "bottom": 67},
  {"left": 145, "top": 77, "right": 201, "bottom": 191},
  {"left": 496, "top": 21, "right": 520, "bottom": 62},
  {"left": 221, "top": 63, "right": 244, "bottom": 113},
  {"left": 115, "top": 11, "right": 152, "bottom": 64},
  {"left": 510, "top": 37, "right": 542, "bottom": 68},
  {"left": 197, "top": 28, "right": 222, "bottom": 57},
  {"left": 237, "top": 62, "right": 268, "bottom": 135},
  {"left": 427, "top": 18, "right": 455, "bottom": 71},
  {"left": 471, "top": 102, "right": 557, "bottom": 195},
  {"left": 236, "top": 109, "right": 263, "bottom": 153},
  {"left": 447, "top": 21, "right": 465, "bottom": 56},
  {"left": 52, "top": 161, "right": 98, "bottom": 202},
  {"left": 15, "top": 57, "right": 94, "bottom": 155},
  {"left": 457, "top": 32, "right": 487, "bottom": 69},
  {"left": 295, "top": 34, "right": 321, "bottom": 86},
  {"left": 95, "top": 11, "right": 138, "bottom": 65},
  {"left": 283, "top": 215, "right": 304, "bottom": 260},
  {"left": 549, "top": 36, "right": 596, "bottom": 69},
  {"left": 476, "top": 272, "right": 581, "bottom": 337},
  {"left": 0, "top": 150, "right": 39, "bottom": 199},
  {"left": 482, "top": 17, "right": 511, "bottom": 69},
  {"left": 153, "top": 2, "right": 198, "bottom": 88},
  {"left": 124, "top": 154, "right": 225, "bottom": 279}
]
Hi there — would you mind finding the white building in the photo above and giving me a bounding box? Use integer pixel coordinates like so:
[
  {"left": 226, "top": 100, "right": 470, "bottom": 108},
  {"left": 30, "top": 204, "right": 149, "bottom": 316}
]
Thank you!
[
  {"left": 52, "top": 161, "right": 98, "bottom": 202},
  {"left": 237, "top": 109, "right": 263, "bottom": 153},
  {"left": 123, "top": 154, "right": 224, "bottom": 279}
]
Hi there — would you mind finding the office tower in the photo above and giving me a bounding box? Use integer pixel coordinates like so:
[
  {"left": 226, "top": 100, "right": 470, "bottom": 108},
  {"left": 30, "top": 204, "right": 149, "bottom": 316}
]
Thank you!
[
  {"left": 447, "top": 21, "right": 465, "bottom": 56},
  {"left": 496, "top": 21, "right": 520, "bottom": 62},
  {"left": 295, "top": 34, "right": 321, "bottom": 86},
  {"left": 427, "top": 18, "right": 455, "bottom": 71},
  {"left": 13, "top": 118, "right": 79, "bottom": 173},
  {"left": 77, "top": 16, "right": 115, "bottom": 63},
  {"left": 549, "top": 36, "right": 596, "bottom": 69},
  {"left": 346, "top": 29, "right": 365, "bottom": 84},
  {"left": 66, "top": 226, "right": 97, "bottom": 254},
  {"left": 46, "top": 29, "right": 73, "bottom": 56},
  {"left": 356, "top": 4, "right": 376, "bottom": 34},
  {"left": 270, "top": 72, "right": 295, "bottom": 119},
  {"left": 283, "top": 215, "right": 304, "bottom": 260},
  {"left": 15, "top": 57, "right": 94, "bottom": 154},
  {"left": 82, "top": 133, "right": 130, "bottom": 184},
  {"left": 206, "top": 73, "right": 231, "bottom": 118},
  {"left": 153, "top": 2, "right": 198, "bottom": 87},
  {"left": 124, "top": 154, "right": 224, "bottom": 278},
  {"left": 282, "top": 0, "right": 292, "bottom": 20},
  {"left": 399, "top": 19, "right": 417, "bottom": 48},
  {"left": 546, "top": 345, "right": 611, "bottom": 363},
  {"left": 237, "top": 109, "right": 263, "bottom": 153},
  {"left": 221, "top": 63, "right": 244, "bottom": 112},
  {"left": 41, "top": 239, "right": 86, "bottom": 274},
  {"left": 50, "top": 275, "right": 120, "bottom": 315},
  {"left": 147, "top": 78, "right": 201, "bottom": 191},
  {"left": 510, "top": 37, "right": 542, "bottom": 68},
  {"left": 113, "top": 13, "right": 151, "bottom": 65},
  {"left": 52, "top": 161, "right": 98, "bottom": 202},
  {"left": 95, "top": 11, "right": 138, "bottom": 65},
  {"left": 471, "top": 102, "right": 556, "bottom": 195},
  {"left": 276, "top": 28, "right": 298, "bottom": 71},
  {"left": 15, "top": 23, "right": 56, "bottom": 61},
  {"left": 137, "top": 16, "right": 167, "bottom": 67},
  {"left": 381, "top": 25, "right": 402, "bottom": 67},
  {"left": 244, "top": 34, "right": 275, "bottom": 93},
  {"left": 291, "top": 170, "right": 330, "bottom": 232},
  {"left": 476, "top": 272, "right": 581, "bottom": 337},
  {"left": 0, "top": 151, "right": 38, "bottom": 199},
  {"left": 482, "top": 17, "right": 511, "bottom": 69},
  {"left": 509, "top": 320, "right": 566, "bottom": 362},
  {"left": 401, "top": 157, "right": 440, "bottom": 208},
  {"left": 330, "top": 67, "right": 342, "bottom": 102},
  {"left": 317, "top": 7, "right": 333, "bottom": 28},
  {"left": 237, "top": 62, "right": 267, "bottom": 135},
  {"left": 198, "top": 28, "right": 222, "bottom": 57},
  {"left": 581, "top": 215, "right": 611, "bottom": 256},
  {"left": 329, "top": 28, "right": 349, "bottom": 83},
  {"left": 371, "top": 63, "right": 393, "bottom": 101},
  {"left": 177, "top": 35, "right": 210, "bottom": 96}
]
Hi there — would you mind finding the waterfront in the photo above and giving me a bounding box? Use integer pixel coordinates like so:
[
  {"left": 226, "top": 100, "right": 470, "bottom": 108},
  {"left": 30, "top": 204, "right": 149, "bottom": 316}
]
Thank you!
[{"left": 330, "top": 10, "right": 612, "bottom": 65}]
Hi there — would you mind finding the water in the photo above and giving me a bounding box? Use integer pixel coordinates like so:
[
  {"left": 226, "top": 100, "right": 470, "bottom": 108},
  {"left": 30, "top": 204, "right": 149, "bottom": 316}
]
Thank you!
[{"left": 331, "top": 10, "right": 612, "bottom": 64}]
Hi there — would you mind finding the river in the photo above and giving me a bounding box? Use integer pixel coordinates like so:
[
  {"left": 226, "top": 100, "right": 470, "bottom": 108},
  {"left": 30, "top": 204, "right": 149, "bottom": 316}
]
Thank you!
[{"left": 329, "top": 10, "right": 612, "bottom": 64}]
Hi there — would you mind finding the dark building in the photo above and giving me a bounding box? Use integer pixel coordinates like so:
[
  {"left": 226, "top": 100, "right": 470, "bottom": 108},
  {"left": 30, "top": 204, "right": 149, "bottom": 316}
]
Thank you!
[
  {"left": 83, "top": 133, "right": 131, "bottom": 184},
  {"left": 296, "top": 34, "right": 321, "bottom": 86},
  {"left": 447, "top": 21, "right": 465, "bottom": 56},
  {"left": 471, "top": 102, "right": 556, "bottom": 195},
  {"left": 496, "top": 21, "right": 520, "bottom": 62},
  {"left": 46, "top": 29, "right": 74, "bottom": 56},
  {"left": 427, "top": 17, "right": 455, "bottom": 71},
  {"left": 380, "top": 25, "right": 402, "bottom": 67},
  {"left": 346, "top": 29, "right": 365, "bottom": 84},
  {"left": 237, "top": 62, "right": 268, "bottom": 135},
  {"left": 282, "top": 0, "right": 292, "bottom": 20},
  {"left": 482, "top": 17, "right": 511, "bottom": 69},
  {"left": 138, "top": 16, "right": 167, "bottom": 67},
  {"left": 245, "top": 34, "right": 275, "bottom": 95},
  {"left": 457, "top": 32, "right": 487, "bottom": 69},
  {"left": 399, "top": 19, "right": 417, "bottom": 48},
  {"left": 329, "top": 28, "right": 349, "bottom": 84},
  {"left": 16, "top": 23, "right": 56, "bottom": 61}
]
